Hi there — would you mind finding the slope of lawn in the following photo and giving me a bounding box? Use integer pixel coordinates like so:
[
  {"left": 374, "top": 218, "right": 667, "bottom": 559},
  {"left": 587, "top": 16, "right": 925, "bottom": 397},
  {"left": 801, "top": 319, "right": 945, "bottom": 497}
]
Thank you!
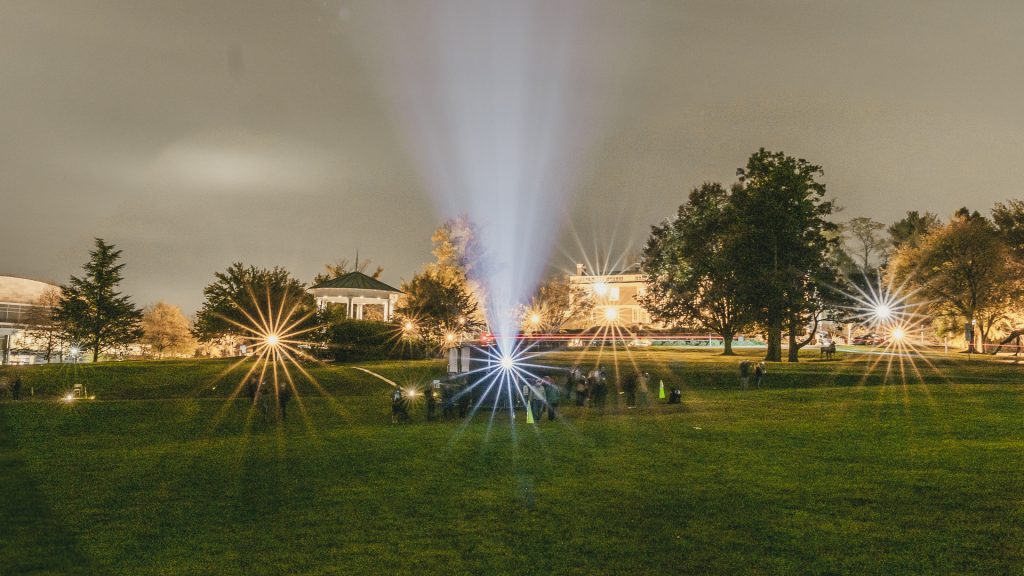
[{"left": 1, "top": 349, "right": 1022, "bottom": 575}]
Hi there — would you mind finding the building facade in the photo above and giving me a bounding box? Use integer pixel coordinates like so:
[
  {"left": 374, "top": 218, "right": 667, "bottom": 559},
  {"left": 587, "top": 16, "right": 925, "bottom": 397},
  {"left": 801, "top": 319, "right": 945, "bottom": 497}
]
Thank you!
[
  {"left": 0, "top": 275, "right": 60, "bottom": 365},
  {"left": 568, "top": 264, "right": 653, "bottom": 328}
]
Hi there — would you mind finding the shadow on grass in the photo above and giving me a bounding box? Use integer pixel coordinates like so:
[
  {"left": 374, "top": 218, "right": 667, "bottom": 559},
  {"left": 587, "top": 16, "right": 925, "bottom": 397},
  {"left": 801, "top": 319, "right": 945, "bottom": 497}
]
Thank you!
[{"left": 0, "top": 404, "right": 96, "bottom": 575}]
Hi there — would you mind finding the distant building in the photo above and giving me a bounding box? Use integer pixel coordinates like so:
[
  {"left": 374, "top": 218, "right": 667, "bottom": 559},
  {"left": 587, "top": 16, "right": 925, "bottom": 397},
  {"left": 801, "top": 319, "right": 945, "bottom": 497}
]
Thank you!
[
  {"left": 0, "top": 275, "right": 59, "bottom": 365},
  {"left": 309, "top": 271, "right": 402, "bottom": 321},
  {"left": 568, "top": 264, "right": 653, "bottom": 328}
]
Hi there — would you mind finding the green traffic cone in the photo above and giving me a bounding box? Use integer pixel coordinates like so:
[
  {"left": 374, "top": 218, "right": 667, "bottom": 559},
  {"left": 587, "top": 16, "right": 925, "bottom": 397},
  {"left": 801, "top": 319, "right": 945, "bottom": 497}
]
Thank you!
[
  {"left": 526, "top": 406, "right": 535, "bottom": 424},
  {"left": 659, "top": 380, "right": 666, "bottom": 399}
]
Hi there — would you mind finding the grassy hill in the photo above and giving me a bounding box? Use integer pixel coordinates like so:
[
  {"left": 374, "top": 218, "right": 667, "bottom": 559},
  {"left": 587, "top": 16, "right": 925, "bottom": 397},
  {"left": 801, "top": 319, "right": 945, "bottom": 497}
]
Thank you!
[{"left": 1, "top": 348, "right": 1022, "bottom": 574}]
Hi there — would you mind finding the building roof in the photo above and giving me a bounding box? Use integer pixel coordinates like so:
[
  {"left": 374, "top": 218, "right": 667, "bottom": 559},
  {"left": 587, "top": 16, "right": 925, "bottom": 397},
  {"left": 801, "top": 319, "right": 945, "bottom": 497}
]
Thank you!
[
  {"left": 0, "top": 275, "right": 59, "bottom": 305},
  {"left": 310, "top": 271, "right": 401, "bottom": 293}
]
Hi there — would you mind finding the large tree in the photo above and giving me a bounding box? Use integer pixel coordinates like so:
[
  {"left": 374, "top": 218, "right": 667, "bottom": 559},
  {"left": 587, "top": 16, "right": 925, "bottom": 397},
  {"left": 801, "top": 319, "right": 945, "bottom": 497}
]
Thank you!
[
  {"left": 54, "top": 238, "right": 144, "bottom": 362},
  {"left": 640, "top": 182, "right": 752, "bottom": 355},
  {"left": 521, "top": 276, "right": 594, "bottom": 334},
  {"left": 889, "top": 209, "right": 1020, "bottom": 352},
  {"left": 888, "top": 210, "right": 940, "bottom": 251},
  {"left": 731, "top": 149, "right": 840, "bottom": 362},
  {"left": 193, "top": 263, "right": 316, "bottom": 345},
  {"left": 992, "top": 199, "right": 1024, "bottom": 263},
  {"left": 141, "top": 301, "right": 197, "bottom": 358},
  {"left": 395, "top": 268, "right": 483, "bottom": 346}
]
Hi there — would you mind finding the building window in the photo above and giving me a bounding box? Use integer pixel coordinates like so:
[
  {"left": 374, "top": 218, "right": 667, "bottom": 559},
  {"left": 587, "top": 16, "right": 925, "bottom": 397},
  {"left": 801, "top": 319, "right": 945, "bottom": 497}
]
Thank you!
[{"left": 609, "top": 286, "right": 620, "bottom": 301}]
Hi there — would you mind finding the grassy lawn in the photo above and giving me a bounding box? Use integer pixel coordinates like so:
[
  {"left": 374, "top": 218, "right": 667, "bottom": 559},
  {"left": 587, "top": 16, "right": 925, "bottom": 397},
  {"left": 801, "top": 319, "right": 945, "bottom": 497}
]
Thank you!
[{"left": 1, "top": 349, "right": 1022, "bottom": 574}]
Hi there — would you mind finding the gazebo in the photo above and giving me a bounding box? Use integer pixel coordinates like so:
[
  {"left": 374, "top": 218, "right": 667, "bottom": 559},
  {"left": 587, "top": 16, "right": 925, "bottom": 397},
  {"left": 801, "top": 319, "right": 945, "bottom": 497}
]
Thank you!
[{"left": 308, "top": 271, "right": 402, "bottom": 321}]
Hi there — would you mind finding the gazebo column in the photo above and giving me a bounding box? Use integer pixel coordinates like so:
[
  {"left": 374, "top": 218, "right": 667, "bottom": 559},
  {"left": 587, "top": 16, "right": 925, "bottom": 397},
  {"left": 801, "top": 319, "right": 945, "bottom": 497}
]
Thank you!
[{"left": 347, "top": 297, "right": 353, "bottom": 319}]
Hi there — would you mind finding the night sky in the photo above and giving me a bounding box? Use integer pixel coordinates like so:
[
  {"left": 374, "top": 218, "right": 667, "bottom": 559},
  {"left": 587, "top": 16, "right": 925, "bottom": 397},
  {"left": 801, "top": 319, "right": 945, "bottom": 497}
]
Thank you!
[{"left": 3, "top": 1, "right": 1022, "bottom": 312}]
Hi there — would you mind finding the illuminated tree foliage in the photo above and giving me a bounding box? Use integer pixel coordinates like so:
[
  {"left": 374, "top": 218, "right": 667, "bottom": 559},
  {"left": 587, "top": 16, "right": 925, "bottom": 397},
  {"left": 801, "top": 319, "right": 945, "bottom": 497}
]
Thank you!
[
  {"left": 193, "top": 263, "right": 316, "bottom": 343},
  {"left": 889, "top": 208, "right": 1022, "bottom": 352},
  {"left": 140, "top": 301, "right": 197, "bottom": 358},
  {"left": 396, "top": 268, "right": 483, "bottom": 346},
  {"left": 54, "top": 238, "right": 144, "bottom": 362},
  {"left": 520, "top": 276, "right": 594, "bottom": 333}
]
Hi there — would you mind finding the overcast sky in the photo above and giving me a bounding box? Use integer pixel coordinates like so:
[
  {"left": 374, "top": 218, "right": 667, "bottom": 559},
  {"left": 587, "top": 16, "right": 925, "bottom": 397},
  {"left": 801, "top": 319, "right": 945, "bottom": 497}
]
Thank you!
[{"left": 2, "top": 1, "right": 1022, "bottom": 313}]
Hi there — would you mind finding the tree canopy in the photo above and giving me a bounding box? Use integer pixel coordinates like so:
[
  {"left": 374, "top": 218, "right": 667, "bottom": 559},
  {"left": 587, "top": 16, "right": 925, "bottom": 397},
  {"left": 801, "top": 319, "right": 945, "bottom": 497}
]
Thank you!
[
  {"left": 54, "top": 238, "right": 144, "bottom": 362},
  {"left": 193, "top": 263, "right": 316, "bottom": 345},
  {"left": 640, "top": 182, "right": 752, "bottom": 355},
  {"left": 731, "top": 149, "right": 840, "bottom": 362}
]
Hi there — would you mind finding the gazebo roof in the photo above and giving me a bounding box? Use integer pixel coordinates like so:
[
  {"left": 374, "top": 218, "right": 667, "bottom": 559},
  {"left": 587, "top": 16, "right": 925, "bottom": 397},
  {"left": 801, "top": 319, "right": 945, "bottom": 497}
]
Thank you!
[{"left": 311, "top": 271, "right": 402, "bottom": 293}]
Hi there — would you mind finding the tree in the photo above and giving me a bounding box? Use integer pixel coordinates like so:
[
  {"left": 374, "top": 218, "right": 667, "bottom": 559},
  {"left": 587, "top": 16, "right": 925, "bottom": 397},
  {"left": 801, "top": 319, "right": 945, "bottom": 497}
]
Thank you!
[
  {"left": 140, "top": 301, "right": 197, "bottom": 358},
  {"left": 731, "top": 149, "right": 840, "bottom": 362},
  {"left": 312, "top": 257, "right": 383, "bottom": 285},
  {"left": 640, "top": 182, "right": 752, "bottom": 355},
  {"left": 193, "top": 263, "right": 316, "bottom": 344},
  {"left": 395, "top": 268, "right": 483, "bottom": 346},
  {"left": 843, "top": 217, "right": 888, "bottom": 272},
  {"left": 53, "top": 239, "right": 144, "bottom": 362},
  {"left": 22, "top": 287, "right": 66, "bottom": 362},
  {"left": 424, "top": 216, "right": 487, "bottom": 325},
  {"left": 992, "top": 199, "right": 1024, "bottom": 263},
  {"left": 889, "top": 209, "right": 1020, "bottom": 352},
  {"left": 888, "top": 211, "right": 940, "bottom": 250},
  {"left": 521, "top": 276, "right": 594, "bottom": 333}
]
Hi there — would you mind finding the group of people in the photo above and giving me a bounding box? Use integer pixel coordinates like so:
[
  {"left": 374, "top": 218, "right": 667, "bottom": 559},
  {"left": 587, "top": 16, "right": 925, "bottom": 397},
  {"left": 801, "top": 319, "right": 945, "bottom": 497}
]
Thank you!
[{"left": 244, "top": 375, "right": 292, "bottom": 421}]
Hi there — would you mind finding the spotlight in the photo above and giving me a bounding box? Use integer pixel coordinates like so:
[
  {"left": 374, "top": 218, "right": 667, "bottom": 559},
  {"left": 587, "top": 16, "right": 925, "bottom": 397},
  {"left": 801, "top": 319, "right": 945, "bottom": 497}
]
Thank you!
[
  {"left": 265, "top": 334, "right": 280, "bottom": 347},
  {"left": 604, "top": 306, "right": 619, "bottom": 322},
  {"left": 529, "top": 313, "right": 541, "bottom": 326},
  {"left": 64, "top": 393, "right": 75, "bottom": 402},
  {"left": 403, "top": 321, "right": 415, "bottom": 332},
  {"left": 593, "top": 282, "right": 609, "bottom": 297},
  {"left": 873, "top": 303, "right": 893, "bottom": 323},
  {"left": 891, "top": 327, "right": 906, "bottom": 342},
  {"left": 445, "top": 332, "right": 456, "bottom": 343},
  {"left": 499, "top": 355, "right": 515, "bottom": 370}
]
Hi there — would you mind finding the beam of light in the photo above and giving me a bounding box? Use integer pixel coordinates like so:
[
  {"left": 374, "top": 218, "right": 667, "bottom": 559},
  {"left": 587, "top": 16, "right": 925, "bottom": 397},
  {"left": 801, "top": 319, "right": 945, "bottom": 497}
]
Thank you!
[{"left": 346, "top": 2, "right": 640, "bottom": 353}]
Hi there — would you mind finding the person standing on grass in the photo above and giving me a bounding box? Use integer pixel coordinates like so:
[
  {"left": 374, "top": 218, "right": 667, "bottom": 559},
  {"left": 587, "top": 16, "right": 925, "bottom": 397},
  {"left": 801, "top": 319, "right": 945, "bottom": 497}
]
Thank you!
[
  {"left": 278, "top": 383, "right": 292, "bottom": 421},
  {"left": 622, "top": 370, "right": 638, "bottom": 408},
  {"left": 425, "top": 384, "right": 438, "bottom": 421},
  {"left": 592, "top": 366, "right": 608, "bottom": 410},
  {"left": 245, "top": 376, "right": 258, "bottom": 404},
  {"left": 637, "top": 371, "right": 650, "bottom": 406},
  {"left": 12, "top": 376, "right": 22, "bottom": 401},
  {"left": 575, "top": 376, "right": 589, "bottom": 407},
  {"left": 544, "top": 375, "right": 560, "bottom": 420},
  {"left": 528, "top": 377, "right": 545, "bottom": 422},
  {"left": 391, "top": 387, "right": 405, "bottom": 423},
  {"left": 754, "top": 362, "right": 766, "bottom": 388}
]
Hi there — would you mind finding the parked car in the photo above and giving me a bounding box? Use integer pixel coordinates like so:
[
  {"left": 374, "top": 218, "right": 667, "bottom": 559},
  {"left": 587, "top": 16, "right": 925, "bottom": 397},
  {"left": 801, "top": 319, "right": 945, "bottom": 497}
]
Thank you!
[{"left": 851, "top": 333, "right": 885, "bottom": 346}]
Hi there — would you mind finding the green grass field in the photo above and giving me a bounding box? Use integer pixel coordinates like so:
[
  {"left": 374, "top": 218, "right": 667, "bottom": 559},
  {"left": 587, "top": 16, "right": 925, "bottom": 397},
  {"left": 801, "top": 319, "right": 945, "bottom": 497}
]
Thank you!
[{"left": 1, "top": 348, "right": 1022, "bottom": 575}]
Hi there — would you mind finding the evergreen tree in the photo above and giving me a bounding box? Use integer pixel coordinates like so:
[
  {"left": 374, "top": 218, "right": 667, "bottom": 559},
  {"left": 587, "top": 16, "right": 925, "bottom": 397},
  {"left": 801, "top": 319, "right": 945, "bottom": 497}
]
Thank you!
[{"left": 54, "top": 238, "right": 144, "bottom": 362}]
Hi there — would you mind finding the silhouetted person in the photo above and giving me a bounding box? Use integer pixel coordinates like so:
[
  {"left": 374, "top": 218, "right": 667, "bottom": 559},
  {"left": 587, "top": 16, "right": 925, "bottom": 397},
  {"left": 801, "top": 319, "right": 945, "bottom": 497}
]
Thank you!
[
  {"left": 754, "top": 362, "right": 765, "bottom": 388},
  {"left": 591, "top": 368, "right": 608, "bottom": 410},
  {"left": 544, "top": 375, "right": 560, "bottom": 421},
  {"left": 528, "top": 377, "right": 544, "bottom": 422},
  {"left": 278, "top": 384, "right": 292, "bottom": 421},
  {"left": 426, "top": 385, "right": 438, "bottom": 421},
  {"left": 574, "top": 378, "right": 589, "bottom": 407},
  {"left": 622, "top": 371, "right": 638, "bottom": 408},
  {"left": 12, "top": 376, "right": 22, "bottom": 401},
  {"left": 668, "top": 387, "right": 682, "bottom": 404},
  {"left": 391, "top": 388, "right": 407, "bottom": 423},
  {"left": 739, "top": 361, "right": 752, "bottom": 389},
  {"left": 245, "top": 376, "right": 258, "bottom": 404},
  {"left": 637, "top": 371, "right": 650, "bottom": 406}
]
